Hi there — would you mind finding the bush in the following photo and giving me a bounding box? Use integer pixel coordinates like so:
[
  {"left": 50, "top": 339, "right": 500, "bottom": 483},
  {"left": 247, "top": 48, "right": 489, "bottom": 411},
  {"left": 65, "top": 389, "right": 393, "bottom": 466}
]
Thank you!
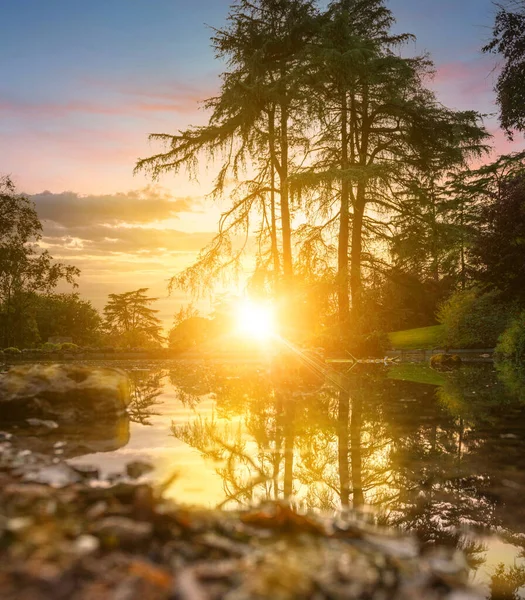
[
  {"left": 430, "top": 354, "right": 462, "bottom": 369},
  {"left": 4, "top": 347, "right": 21, "bottom": 354},
  {"left": 496, "top": 311, "right": 525, "bottom": 366},
  {"left": 60, "top": 342, "right": 80, "bottom": 353},
  {"left": 438, "top": 288, "right": 512, "bottom": 349},
  {"left": 42, "top": 342, "right": 61, "bottom": 353}
]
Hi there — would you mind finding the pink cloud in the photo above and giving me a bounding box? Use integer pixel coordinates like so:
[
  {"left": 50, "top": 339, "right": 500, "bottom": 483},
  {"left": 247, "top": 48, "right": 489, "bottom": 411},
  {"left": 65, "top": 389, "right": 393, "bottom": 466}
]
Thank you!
[
  {"left": 0, "top": 91, "right": 210, "bottom": 119},
  {"left": 433, "top": 58, "right": 497, "bottom": 97}
]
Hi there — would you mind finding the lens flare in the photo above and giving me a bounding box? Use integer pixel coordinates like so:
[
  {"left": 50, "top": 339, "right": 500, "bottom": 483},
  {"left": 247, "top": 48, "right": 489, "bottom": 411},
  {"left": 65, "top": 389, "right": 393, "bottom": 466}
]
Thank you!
[{"left": 236, "top": 300, "right": 275, "bottom": 340}]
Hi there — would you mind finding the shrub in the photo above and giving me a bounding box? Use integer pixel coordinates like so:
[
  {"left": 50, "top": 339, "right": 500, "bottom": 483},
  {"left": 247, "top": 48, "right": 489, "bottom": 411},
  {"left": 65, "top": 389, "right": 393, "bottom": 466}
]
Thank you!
[
  {"left": 4, "top": 347, "right": 21, "bottom": 354},
  {"left": 60, "top": 342, "right": 80, "bottom": 353},
  {"left": 438, "top": 288, "right": 512, "bottom": 349},
  {"left": 496, "top": 311, "right": 525, "bottom": 366},
  {"left": 430, "top": 354, "right": 462, "bottom": 369},
  {"left": 42, "top": 342, "right": 61, "bottom": 353}
]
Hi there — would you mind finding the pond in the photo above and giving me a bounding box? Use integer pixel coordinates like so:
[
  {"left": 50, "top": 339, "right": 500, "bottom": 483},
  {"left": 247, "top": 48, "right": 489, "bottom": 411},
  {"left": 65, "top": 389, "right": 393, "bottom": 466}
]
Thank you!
[{"left": 14, "top": 358, "right": 525, "bottom": 598}]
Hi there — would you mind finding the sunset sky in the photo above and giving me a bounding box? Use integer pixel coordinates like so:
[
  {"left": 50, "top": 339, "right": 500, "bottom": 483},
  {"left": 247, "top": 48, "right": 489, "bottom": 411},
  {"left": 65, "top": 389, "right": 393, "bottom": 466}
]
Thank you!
[{"left": 2, "top": 0, "right": 523, "bottom": 328}]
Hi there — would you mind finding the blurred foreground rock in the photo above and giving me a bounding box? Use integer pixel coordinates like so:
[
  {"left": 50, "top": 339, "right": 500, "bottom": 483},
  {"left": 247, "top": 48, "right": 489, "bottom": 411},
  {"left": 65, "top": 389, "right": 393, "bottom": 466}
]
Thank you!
[
  {"left": 0, "top": 432, "right": 483, "bottom": 600},
  {"left": 0, "top": 364, "right": 130, "bottom": 422}
]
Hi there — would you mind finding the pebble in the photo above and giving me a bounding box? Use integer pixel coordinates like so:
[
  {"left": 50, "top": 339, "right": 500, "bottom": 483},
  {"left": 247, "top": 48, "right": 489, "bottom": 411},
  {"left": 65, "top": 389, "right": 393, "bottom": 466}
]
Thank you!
[
  {"left": 6, "top": 517, "right": 34, "bottom": 533},
  {"left": 74, "top": 534, "right": 100, "bottom": 556}
]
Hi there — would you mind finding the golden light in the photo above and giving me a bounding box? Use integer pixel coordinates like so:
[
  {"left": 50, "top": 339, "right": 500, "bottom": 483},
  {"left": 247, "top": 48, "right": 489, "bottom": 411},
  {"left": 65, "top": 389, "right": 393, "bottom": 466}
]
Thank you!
[{"left": 236, "top": 300, "right": 275, "bottom": 340}]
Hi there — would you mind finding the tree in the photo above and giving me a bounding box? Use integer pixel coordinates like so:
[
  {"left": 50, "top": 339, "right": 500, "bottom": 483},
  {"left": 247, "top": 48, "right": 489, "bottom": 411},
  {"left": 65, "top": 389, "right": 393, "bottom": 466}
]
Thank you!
[
  {"left": 0, "top": 176, "right": 79, "bottom": 347},
  {"left": 294, "top": 0, "right": 488, "bottom": 333},
  {"left": 32, "top": 293, "right": 101, "bottom": 346},
  {"left": 471, "top": 172, "right": 525, "bottom": 302},
  {"left": 137, "top": 1, "right": 488, "bottom": 344},
  {"left": 136, "top": 0, "right": 318, "bottom": 299},
  {"left": 103, "top": 288, "right": 164, "bottom": 348},
  {"left": 483, "top": 0, "right": 525, "bottom": 137},
  {"left": 169, "top": 305, "right": 213, "bottom": 352}
]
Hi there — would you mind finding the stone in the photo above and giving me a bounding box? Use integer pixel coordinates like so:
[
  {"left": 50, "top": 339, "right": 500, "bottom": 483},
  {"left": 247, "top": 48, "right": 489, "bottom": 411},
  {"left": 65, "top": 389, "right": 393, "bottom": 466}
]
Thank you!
[
  {"left": 126, "top": 460, "right": 154, "bottom": 479},
  {"left": 0, "top": 364, "right": 130, "bottom": 422},
  {"left": 23, "top": 462, "right": 83, "bottom": 487},
  {"left": 26, "top": 418, "right": 59, "bottom": 430},
  {"left": 70, "top": 463, "right": 100, "bottom": 480},
  {"left": 92, "top": 516, "right": 153, "bottom": 547},
  {"left": 74, "top": 534, "right": 100, "bottom": 556}
]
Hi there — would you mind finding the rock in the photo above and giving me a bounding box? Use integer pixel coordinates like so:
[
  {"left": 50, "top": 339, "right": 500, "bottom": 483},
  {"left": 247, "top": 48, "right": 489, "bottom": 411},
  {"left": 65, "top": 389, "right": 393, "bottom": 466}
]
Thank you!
[
  {"left": 126, "top": 460, "right": 154, "bottom": 479},
  {"left": 92, "top": 516, "right": 153, "bottom": 547},
  {"left": 26, "top": 418, "right": 59, "bottom": 430},
  {"left": 70, "top": 463, "right": 100, "bottom": 480},
  {"left": 74, "top": 534, "right": 100, "bottom": 556},
  {"left": 0, "top": 364, "right": 130, "bottom": 422},
  {"left": 6, "top": 516, "right": 34, "bottom": 533},
  {"left": 23, "top": 462, "right": 83, "bottom": 487}
]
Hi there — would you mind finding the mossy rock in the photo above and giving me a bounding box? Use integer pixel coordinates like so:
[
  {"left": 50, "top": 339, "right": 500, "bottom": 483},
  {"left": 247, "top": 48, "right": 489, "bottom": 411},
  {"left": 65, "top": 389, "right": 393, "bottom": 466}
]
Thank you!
[{"left": 430, "top": 354, "right": 462, "bottom": 369}]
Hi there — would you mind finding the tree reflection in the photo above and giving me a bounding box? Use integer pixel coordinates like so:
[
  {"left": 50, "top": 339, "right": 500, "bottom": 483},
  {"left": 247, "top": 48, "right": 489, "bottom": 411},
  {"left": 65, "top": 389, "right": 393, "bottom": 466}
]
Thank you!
[
  {"left": 167, "top": 359, "right": 525, "bottom": 596},
  {"left": 127, "top": 369, "right": 164, "bottom": 425}
]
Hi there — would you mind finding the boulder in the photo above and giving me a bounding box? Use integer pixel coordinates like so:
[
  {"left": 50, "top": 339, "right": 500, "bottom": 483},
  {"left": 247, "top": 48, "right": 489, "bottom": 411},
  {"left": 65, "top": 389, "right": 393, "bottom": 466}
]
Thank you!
[{"left": 0, "top": 364, "right": 130, "bottom": 422}]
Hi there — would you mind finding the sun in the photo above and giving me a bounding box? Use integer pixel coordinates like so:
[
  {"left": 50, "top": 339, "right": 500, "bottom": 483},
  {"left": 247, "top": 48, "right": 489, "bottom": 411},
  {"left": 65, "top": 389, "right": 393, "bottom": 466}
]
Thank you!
[{"left": 236, "top": 300, "right": 275, "bottom": 340}]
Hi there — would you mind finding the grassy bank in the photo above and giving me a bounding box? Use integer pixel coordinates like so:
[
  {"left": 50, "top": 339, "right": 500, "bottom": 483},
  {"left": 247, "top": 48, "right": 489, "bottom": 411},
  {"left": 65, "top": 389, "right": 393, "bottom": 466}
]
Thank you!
[{"left": 389, "top": 325, "right": 444, "bottom": 350}]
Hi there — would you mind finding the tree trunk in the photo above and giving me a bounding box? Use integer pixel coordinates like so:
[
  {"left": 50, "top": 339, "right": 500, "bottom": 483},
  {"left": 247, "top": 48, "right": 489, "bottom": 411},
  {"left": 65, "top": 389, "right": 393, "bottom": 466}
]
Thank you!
[
  {"left": 350, "top": 88, "right": 368, "bottom": 326},
  {"left": 279, "top": 100, "right": 293, "bottom": 283},
  {"left": 337, "top": 387, "right": 351, "bottom": 507},
  {"left": 350, "top": 393, "right": 364, "bottom": 507},
  {"left": 268, "top": 107, "right": 280, "bottom": 290},
  {"left": 283, "top": 395, "right": 295, "bottom": 499},
  {"left": 350, "top": 184, "right": 365, "bottom": 324},
  {"left": 338, "top": 90, "right": 350, "bottom": 327}
]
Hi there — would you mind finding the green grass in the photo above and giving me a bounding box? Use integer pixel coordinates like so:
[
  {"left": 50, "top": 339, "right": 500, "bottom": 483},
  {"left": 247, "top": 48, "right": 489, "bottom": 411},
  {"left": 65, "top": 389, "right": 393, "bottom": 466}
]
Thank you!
[
  {"left": 388, "top": 324, "right": 444, "bottom": 350},
  {"left": 387, "top": 364, "right": 446, "bottom": 386}
]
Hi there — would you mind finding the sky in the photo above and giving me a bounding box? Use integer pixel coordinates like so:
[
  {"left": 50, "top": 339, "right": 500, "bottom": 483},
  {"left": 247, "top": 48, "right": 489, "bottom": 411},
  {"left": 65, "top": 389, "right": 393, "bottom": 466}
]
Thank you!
[{"left": 1, "top": 0, "right": 524, "bottom": 329}]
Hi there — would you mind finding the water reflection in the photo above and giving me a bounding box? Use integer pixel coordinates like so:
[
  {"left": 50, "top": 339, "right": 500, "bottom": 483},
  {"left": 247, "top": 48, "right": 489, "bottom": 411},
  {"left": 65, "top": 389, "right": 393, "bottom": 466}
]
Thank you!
[
  {"left": 164, "top": 360, "right": 525, "bottom": 597},
  {"left": 127, "top": 368, "right": 164, "bottom": 425},
  {"left": 27, "top": 358, "right": 520, "bottom": 597}
]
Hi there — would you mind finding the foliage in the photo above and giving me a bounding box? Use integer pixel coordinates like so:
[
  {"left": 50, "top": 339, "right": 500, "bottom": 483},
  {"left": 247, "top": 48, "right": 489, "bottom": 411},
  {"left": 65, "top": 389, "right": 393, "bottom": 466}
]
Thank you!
[
  {"left": 31, "top": 293, "right": 101, "bottom": 347},
  {"left": 60, "top": 342, "right": 80, "bottom": 353},
  {"left": 389, "top": 325, "right": 444, "bottom": 350},
  {"left": 103, "top": 288, "right": 164, "bottom": 349},
  {"left": 3, "top": 347, "right": 20, "bottom": 354},
  {"left": 471, "top": 171, "right": 525, "bottom": 302},
  {"left": 41, "top": 342, "right": 61, "bottom": 353},
  {"left": 136, "top": 1, "right": 488, "bottom": 336},
  {"left": 490, "top": 563, "right": 525, "bottom": 600},
  {"left": 0, "top": 176, "right": 79, "bottom": 348},
  {"left": 169, "top": 315, "right": 213, "bottom": 353},
  {"left": 429, "top": 354, "right": 462, "bottom": 368},
  {"left": 483, "top": 1, "right": 525, "bottom": 137},
  {"left": 496, "top": 310, "right": 525, "bottom": 366},
  {"left": 437, "top": 288, "right": 512, "bottom": 349}
]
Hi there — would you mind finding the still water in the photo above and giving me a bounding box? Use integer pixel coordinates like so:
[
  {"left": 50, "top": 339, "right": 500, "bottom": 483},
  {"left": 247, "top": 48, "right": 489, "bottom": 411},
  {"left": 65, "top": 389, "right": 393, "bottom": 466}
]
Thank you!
[{"left": 61, "top": 359, "right": 525, "bottom": 597}]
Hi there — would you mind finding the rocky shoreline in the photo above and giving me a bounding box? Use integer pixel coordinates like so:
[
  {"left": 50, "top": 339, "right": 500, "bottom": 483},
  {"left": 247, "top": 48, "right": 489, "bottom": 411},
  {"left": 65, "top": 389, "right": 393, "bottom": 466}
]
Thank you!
[{"left": 0, "top": 430, "right": 482, "bottom": 600}]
